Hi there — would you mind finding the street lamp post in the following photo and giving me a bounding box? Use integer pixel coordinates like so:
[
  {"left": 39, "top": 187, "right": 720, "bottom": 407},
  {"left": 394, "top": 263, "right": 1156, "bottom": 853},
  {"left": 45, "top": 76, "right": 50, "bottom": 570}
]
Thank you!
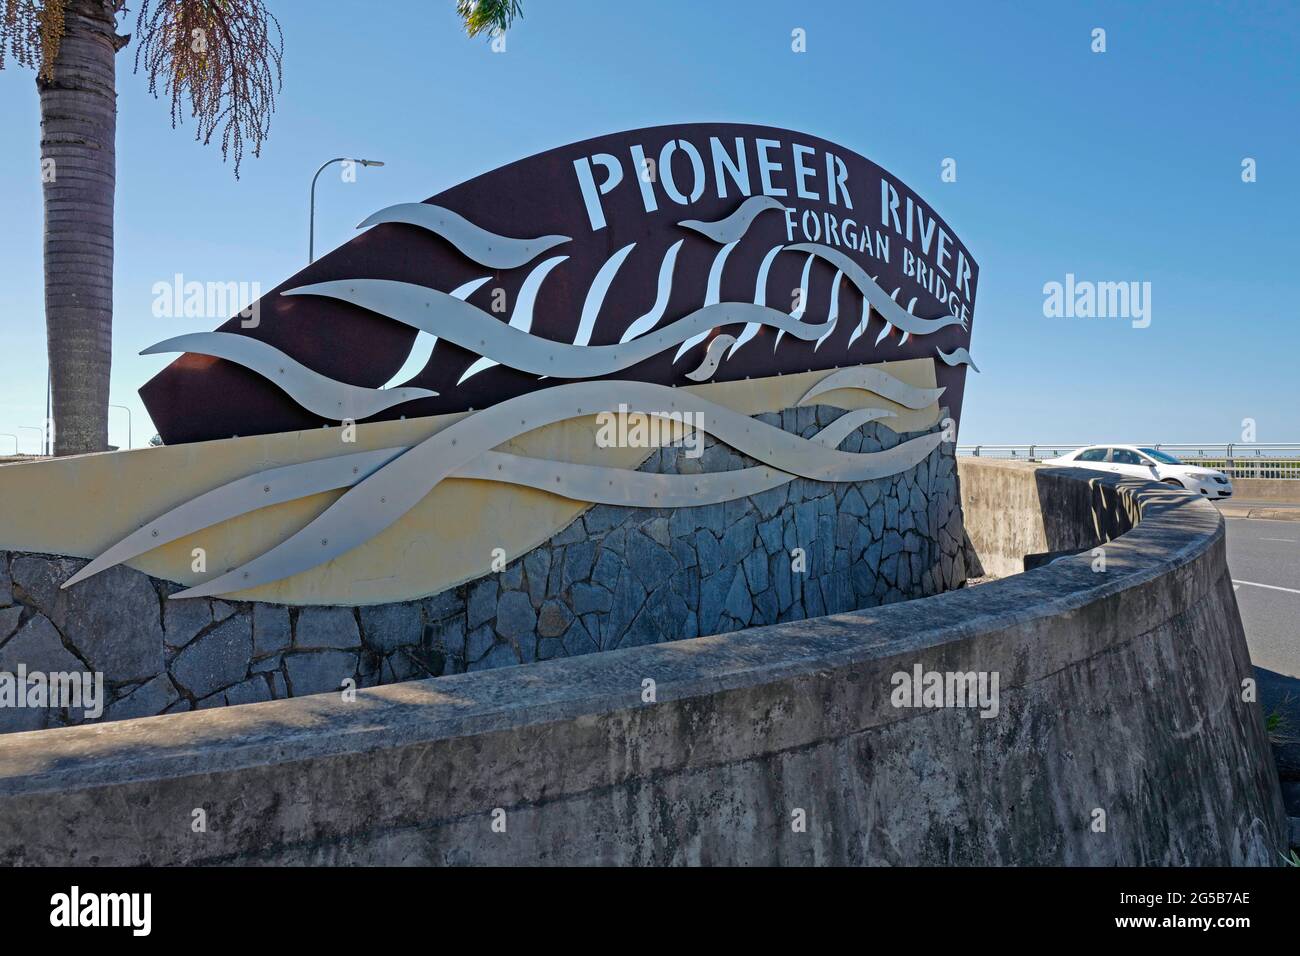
[
  {"left": 309, "top": 157, "right": 386, "bottom": 263},
  {"left": 109, "top": 404, "right": 132, "bottom": 450}
]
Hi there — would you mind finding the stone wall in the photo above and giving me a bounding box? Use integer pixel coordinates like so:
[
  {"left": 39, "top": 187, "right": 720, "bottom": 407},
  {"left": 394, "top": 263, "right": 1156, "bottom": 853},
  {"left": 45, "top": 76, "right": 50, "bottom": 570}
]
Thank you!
[{"left": 0, "top": 406, "right": 962, "bottom": 733}]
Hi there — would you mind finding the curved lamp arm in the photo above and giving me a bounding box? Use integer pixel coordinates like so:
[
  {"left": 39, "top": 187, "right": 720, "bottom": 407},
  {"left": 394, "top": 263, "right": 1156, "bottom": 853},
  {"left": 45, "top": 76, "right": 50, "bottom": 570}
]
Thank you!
[{"left": 309, "top": 157, "right": 386, "bottom": 262}]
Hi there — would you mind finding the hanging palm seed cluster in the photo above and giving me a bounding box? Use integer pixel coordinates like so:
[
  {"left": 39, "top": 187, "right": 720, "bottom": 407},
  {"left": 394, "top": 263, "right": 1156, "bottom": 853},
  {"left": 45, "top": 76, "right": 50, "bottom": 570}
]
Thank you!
[
  {"left": 0, "top": 0, "right": 68, "bottom": 80},
  {"left": 132, "top": 0, "right": 283, "bottom": 175}
]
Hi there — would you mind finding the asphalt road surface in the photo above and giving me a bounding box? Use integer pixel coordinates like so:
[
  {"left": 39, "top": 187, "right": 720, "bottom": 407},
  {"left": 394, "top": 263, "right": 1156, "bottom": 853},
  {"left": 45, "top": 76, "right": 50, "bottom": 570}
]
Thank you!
[
  {"left": 1226, "top": 515, "right": 1300, "bottom": 679},
  {"left": 1222, "top": 512, "right": 1300, "bottom": 812}
]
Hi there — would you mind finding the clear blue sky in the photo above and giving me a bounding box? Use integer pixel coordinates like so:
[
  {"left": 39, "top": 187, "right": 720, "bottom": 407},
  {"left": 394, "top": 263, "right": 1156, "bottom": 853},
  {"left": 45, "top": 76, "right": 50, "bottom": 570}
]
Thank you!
[{"left": 0, "top": 0, "right": 1296, "bottom": 451}]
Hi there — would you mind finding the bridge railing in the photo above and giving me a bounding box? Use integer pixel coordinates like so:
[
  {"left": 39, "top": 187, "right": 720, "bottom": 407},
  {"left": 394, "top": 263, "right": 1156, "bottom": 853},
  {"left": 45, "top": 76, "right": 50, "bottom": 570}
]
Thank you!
[{"left": 956, "top": 443, "right": 1300, "bottom": 479}]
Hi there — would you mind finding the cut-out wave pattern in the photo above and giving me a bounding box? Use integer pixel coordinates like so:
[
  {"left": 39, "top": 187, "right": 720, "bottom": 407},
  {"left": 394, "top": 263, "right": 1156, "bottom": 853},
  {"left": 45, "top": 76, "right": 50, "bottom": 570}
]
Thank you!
[
  {"left": 142, "top": 333, "right": 435, "bottom": 421},
  {"left": 786, "top": 242, "right": 967, "bottom": 337},
  {"left": 284, "top": 280, "right": 838, "bottom": 380}
]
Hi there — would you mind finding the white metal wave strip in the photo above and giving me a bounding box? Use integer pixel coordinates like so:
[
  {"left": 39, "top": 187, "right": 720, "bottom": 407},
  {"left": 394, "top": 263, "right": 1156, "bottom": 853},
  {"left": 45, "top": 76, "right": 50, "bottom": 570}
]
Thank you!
[
  {"left": 382, "top": 276, "right": 492, "bottom": 389},
  {"left": 846, "top": 278, "right": 875, "bottom": 349},
  {"left": 619, "top": 240, "right": 684, "bottom": 343},
  {"left": 573, "top": 244, "right": 636, "bottom": 348},
  {"left": 815, "top": 270, "right": 843, "bottom": 351},
  {"left": 798, "top": 366, "right": 946, "bottom": 410},
  {"left": 684, "top": 334, "right": 736, "bottom": 382},
  {"left": 773, "top": 254, "right": 815, "bottom": 352},
  {"left": 937, "top": 347, "right": 981, "bottom": 372},
  {"left": 458, "top": 407, "right": 903, "bottom": 507},
  {"left": 787, "top": 242, "right": 967, "bottom": 337},
  {"left": 459, "top": 256, "right": 568, "bottom": 384},
  {"left": 728, "top": 244, "right": 783, "bottom": 358},
  {"left": 61, "top": 447, "right": 409, "bottom": 589},
  {"left": 357, "top": 202, "right": 569, "bottom": 269},
  {"left": 678, "top": 196, "right": 786, "bottom": 244},
  {"left": 284, "top": 279, "right": 836, "bottom": 379},
  {"left": 674, "top": 239, "right": 739, "bottom": 361},
  {"left": 142, "top": 333, "right": 436, "bottom": 421}
]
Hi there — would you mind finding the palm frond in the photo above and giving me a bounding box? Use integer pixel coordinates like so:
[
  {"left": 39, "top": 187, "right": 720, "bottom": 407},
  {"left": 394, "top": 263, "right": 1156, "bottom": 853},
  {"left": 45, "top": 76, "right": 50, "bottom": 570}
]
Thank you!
[{"left": 456, "top": 0, "right": 522, "bottom": 38}]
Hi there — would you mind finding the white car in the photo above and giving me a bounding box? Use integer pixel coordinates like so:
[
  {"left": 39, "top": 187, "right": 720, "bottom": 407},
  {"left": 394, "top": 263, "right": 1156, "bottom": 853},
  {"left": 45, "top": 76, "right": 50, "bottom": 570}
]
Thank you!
[{"left": 1044, "top": 445, "right": 1234, "bottom": 500}]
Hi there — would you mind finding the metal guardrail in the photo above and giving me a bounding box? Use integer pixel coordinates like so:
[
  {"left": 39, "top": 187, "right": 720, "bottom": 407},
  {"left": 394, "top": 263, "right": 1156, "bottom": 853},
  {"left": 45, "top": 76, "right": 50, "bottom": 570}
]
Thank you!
[{"left": 956, "top": 444, "right": 1300, "bottom": 479}]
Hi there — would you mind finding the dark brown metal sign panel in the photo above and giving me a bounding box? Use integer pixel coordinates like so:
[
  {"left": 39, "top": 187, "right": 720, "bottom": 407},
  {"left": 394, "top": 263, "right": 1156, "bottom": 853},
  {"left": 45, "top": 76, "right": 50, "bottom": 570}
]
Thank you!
[{"left": 141, "top": 123, "right": 979, "bottom": 444}]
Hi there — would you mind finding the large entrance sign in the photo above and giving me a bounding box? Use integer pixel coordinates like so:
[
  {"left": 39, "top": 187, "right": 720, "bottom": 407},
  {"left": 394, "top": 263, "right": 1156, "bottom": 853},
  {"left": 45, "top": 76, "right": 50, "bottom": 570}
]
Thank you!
[
  {"left": 139, "top": 123, "right": 979, "bottom": 443},
  {"left": 0, "top": 124, "right": 979, "bottom": 725},
  {"left": 44, "top": 122, "right": 981, "bottom": 606}
]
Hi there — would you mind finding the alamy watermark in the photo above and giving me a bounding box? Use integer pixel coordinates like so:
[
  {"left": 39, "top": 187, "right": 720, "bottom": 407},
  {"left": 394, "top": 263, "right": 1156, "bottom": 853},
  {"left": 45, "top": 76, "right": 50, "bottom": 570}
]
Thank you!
[
  {"left": 594, "top": 405, "right": 705, "bottom": 458},
  {"left": 151, "top": 273, "right": 261, "bottom": 327},
  {"left": 891, "top": 664, "right": 1000, "bottom": 718},
  {"left": 0, "top": 665, "right": 104, "bottom": 718},
  {"left": 50, "top": 886, "right": 151, "bottom": 936},
  {"left": 1042, "top": 273, "right": 1151, "bottom": 328}
]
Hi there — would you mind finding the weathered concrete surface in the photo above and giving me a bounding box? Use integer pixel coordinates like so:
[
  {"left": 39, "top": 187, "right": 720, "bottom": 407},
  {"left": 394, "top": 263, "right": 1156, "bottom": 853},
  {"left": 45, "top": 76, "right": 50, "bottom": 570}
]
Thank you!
[
  {"left": 1230, "top": 478, "right": 1300, "bottom": 503},
  {"left": 958, "top": 458, "right": 1139, "bottom": 578},
  {"left": 0, "top": 463, "right": 1285, "bottom": 865}
]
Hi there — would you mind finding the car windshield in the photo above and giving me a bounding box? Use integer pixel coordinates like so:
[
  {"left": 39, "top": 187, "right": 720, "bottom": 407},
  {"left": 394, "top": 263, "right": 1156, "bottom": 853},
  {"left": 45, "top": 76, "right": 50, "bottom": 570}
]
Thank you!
[{"left": 1139, "top": 448, "right": 1183, "bottom": 465}]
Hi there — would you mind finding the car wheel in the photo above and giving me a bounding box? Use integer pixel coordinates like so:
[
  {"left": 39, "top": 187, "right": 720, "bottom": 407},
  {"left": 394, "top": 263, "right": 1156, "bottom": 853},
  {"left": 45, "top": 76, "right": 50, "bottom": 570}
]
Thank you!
[{"left": 1161, "top": 478, "right": 1184, "bottom": 489}]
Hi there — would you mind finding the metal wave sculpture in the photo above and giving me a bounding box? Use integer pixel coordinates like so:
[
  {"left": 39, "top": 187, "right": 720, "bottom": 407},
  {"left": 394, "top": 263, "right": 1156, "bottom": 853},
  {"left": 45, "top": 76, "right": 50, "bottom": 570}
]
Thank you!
[
  {"left": 139, "top": 124, "right": 980, "bottom": 445},
  {"left": 115, "top": 125, "right": 978, "bottom": 603},
  {"left": 279, "top": 282, "right": 840, "bottom": 381},
  {"left": 65, "top": 372, "right": 945, "bottom": 598},
  {"left": 141, "top": 202, "right": 972, "bottom": 415}
]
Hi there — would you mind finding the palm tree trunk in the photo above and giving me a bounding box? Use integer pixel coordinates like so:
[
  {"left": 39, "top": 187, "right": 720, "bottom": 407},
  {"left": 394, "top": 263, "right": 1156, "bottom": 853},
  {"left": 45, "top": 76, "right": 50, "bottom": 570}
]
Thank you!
[{"left": 39, "top": 0, "right": 123, "bottom": 456}]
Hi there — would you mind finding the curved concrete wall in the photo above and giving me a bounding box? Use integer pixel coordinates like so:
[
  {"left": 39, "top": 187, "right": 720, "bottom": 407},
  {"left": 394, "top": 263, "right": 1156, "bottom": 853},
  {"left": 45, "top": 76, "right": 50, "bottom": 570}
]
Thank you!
[
  {"left": 958, "top": 458, "right": 1139, "bottom": 578},
  {"left": 0, "top": 461, "right": 1285, "bottom": 865},
  {"left": 1231, "top": 477, "right": 1300, "bottom": 502}
]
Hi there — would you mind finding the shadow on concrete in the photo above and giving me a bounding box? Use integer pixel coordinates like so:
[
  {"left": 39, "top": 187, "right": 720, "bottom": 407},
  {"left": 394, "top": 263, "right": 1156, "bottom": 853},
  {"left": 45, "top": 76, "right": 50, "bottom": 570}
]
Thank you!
[
  {"left": 1035, "top": 467, "right": 1140, "bottom": 553},
  {"left": 1256, "top": 666, "right": 1300, "bottom": 815}
]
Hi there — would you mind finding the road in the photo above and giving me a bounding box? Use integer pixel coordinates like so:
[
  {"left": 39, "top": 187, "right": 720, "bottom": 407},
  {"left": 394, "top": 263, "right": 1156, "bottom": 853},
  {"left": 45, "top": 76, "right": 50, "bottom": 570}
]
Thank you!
[
  {"left": 1225, "top": 515, "right": 1300, "bottom": 678},
  {"left": 1221, "top": 498, "right": 1300, "bottom": 520},
  {"left": 1222, "top": 512, "right": 1300, "bottom": 814}
]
